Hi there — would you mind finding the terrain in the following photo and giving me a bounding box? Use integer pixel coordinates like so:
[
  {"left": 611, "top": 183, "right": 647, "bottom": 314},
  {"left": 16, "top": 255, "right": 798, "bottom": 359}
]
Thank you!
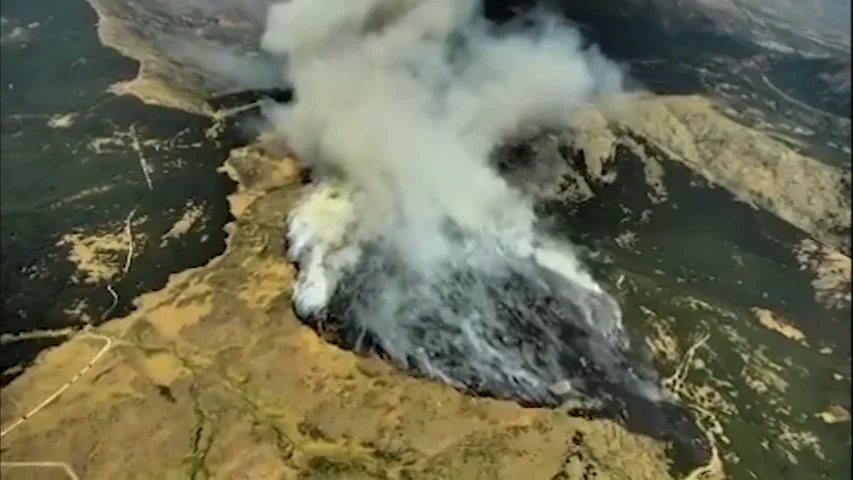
[{"left": 0, "top": 0, "right": 850, "bottom": 479}]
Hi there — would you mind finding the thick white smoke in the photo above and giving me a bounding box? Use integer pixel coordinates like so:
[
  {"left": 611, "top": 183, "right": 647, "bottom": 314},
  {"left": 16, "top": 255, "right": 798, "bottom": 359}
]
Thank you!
[{"left": 261, "top": 0, "right": 660, "bottom": 404}]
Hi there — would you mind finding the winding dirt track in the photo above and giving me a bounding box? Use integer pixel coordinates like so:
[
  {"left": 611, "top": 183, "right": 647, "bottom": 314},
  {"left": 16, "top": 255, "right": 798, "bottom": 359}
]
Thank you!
[
  {"left": 0, "top": 331, "right": 114, "bottom": 480},
  {"left": 0, "top": 461, "right": 82, "bottom": 480},
  {"left": 0, "top": 331, "right": 114, "bottom": 438}
]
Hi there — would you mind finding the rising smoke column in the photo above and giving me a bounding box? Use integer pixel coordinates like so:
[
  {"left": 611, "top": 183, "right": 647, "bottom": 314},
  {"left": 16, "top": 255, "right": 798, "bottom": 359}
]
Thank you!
[{"left": 261, "top": 0, "right": 662, "bottom": 405}]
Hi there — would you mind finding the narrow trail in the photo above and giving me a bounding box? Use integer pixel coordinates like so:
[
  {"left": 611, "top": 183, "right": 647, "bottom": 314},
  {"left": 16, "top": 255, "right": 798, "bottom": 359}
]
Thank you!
[
  {"left": 0, "top": 329, "right": 114, "bottom": 480},
  {"left": 0, "top": 202, "right": 137, "bottom": 438},
  {"left": 0, "top": 461, "right": 81, "bottom": 480},
  {"left": 0, "top": 330, "right": 113, "bottom": 439},
  {"left": 1, "top": 198, "right": 140, "bottom": 478},
  {"left": 664, "top": 332, "right": 725, "bottom": 480},
  {"left": 760, "top": 73, "right": 851, "bottom": 124}
]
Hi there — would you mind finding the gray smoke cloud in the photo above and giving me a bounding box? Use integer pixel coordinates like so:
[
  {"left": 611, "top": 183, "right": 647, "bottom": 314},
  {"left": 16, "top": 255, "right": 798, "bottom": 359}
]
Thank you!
[{"left": 260, "top": 0, "right": 661, "bottom": 405}]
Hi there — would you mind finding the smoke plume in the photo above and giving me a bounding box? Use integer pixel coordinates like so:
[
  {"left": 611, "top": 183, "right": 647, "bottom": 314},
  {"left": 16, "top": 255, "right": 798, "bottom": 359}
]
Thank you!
[{"left": 261, "top": 0, "right": 661, "bottom": 405}]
